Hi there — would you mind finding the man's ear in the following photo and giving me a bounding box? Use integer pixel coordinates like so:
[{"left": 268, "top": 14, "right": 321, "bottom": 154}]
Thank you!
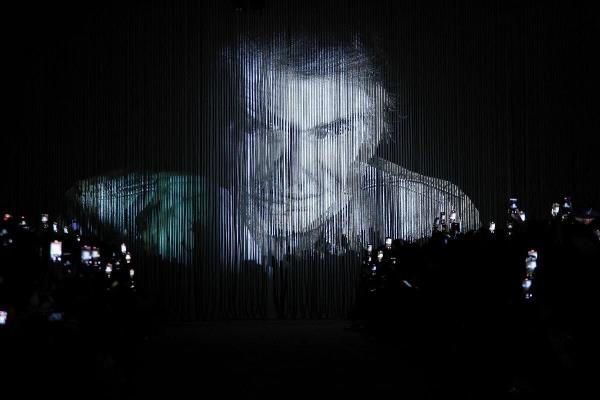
[{"left": 357, "top": 140, "right": 378, "bottom": 163}]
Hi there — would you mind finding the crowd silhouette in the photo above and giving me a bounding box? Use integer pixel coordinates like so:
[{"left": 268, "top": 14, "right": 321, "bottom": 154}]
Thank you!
[
  {"left": 351, "top": 197, "right": 599, "bottom": 396},
  {"left": 1, "top": 197, "right": 598, "bottom": 397},
  {"left": 0, "top": 213, "right": 153, "bottom": 398}
]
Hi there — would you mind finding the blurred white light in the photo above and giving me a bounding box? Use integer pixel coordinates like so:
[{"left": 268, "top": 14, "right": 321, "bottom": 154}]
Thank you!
[
  {"left": 121, "top": 243, "right": 127, "bottom": 254},
  {"left": 50, "top": 240, "right": 62, "bottom": 262},
  {"left": 81, "top": 247, "right": 92, "bottom": 262},
  {"left": 129, "top": 268, "right": 135, "bottom": 278},
  {"left": 0, "top": 310, "right": 7, "bottom": 325}
]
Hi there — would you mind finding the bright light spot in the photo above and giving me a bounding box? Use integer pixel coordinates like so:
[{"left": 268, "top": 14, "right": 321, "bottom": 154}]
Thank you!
[
  {"left": 50, "top": 240, "right": 62, "bottom": 262},
  {"left": 81, "top": 247, "right": 92, "bottom": 262}
]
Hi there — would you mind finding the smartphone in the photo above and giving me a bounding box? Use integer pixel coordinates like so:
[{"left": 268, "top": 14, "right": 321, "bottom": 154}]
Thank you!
[
  {"left": 81, "top": 246, "right": 92, "bottom": 262},
  {"left": 50, "top": 240, "right": 62, "bottom": 261}
]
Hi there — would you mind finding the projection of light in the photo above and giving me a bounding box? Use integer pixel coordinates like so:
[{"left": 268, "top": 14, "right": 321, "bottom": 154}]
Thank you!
[
  {"left": 71, "top": 36, "right": 480, "bottom": 266},
  {"left": 234, "top": 37, "right": 480, "bottom": 259},
  {"left": 65, "top": 33, "right": 481, "bottom": 321}
]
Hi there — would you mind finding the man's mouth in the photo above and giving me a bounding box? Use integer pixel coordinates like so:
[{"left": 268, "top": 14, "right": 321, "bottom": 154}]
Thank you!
[
  {"left": 247, "top": 190, "right": 320, "bottom": 204},
  {"left": 250, "top": 194, "right": 319, "bottom": 206}
]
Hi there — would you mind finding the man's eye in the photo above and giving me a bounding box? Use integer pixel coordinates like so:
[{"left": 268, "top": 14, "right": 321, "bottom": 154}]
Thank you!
[
  {"left": 247, "top": 121, "right": 283, "bottom": 137},
  {"left": 310, "top": 123, "right": 352, "bottom": 139}
]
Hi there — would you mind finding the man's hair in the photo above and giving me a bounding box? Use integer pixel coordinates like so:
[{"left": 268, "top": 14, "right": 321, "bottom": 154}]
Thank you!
[{"left": 222, "top": 30, "right": 395, "bottom": 149}]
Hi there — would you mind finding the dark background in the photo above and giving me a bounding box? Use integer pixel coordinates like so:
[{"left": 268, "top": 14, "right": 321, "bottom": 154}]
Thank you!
[{"left": 2, "top": 0, "right": 599, "bottom": 225}]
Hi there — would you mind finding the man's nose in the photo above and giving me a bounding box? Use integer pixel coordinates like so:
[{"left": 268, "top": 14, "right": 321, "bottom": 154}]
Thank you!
[{"left": 274, "top": 128, "right": 313, "bottom": 192}]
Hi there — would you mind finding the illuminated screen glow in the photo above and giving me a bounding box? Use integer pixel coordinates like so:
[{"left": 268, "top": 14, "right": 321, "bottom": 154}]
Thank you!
[
  {"left": 50, "top": 241, "right": 62, "bottom": 261},
  {"left": 66, "top": 29, "right": 480, "bottom": 318}
]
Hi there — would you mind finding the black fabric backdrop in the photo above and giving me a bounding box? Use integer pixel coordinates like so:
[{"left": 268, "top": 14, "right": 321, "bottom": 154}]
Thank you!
[{"left": 2, "top": 0, "right": 599, "bottom": 319}]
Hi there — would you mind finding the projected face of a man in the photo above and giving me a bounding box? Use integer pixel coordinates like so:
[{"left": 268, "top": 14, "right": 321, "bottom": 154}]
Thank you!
[{"left": 238, "top": 46, "right": 388, "bottom": 237}]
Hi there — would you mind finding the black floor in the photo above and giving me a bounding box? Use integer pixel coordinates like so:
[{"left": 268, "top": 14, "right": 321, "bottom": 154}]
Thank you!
[
  {"left": 5, "top": 317, "right": 592, "bottom": 399},
  {"left": 127, "top": 320, "right": 422, "bottom": 398}
]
